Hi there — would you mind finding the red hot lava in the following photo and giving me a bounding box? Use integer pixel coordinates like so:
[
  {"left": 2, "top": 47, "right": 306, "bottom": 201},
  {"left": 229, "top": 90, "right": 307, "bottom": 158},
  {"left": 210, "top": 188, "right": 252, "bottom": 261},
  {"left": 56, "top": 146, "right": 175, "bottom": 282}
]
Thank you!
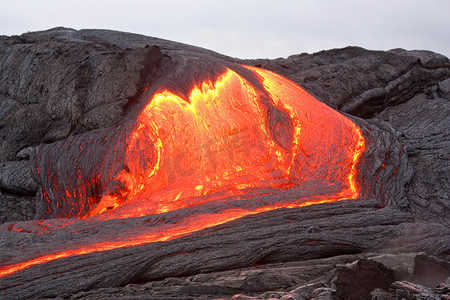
[
  {"left": 0, "top": 65, "right": 365, "bottom": 278},
  {"left": 85, "top": 65, "right": 365, "bottom": 220}
]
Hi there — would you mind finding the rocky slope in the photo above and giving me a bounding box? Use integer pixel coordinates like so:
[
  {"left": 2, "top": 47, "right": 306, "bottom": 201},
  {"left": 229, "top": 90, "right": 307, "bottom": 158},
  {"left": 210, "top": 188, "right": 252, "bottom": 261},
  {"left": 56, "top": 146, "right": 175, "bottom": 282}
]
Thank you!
[{"left": 0, "top": 28, "right": 449, "bottom": 299}]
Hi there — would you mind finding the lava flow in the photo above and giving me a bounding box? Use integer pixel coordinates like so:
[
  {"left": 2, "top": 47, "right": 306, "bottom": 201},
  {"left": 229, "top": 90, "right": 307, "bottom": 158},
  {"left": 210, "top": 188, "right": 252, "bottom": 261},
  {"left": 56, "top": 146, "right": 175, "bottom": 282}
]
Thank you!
[
  {"left": 0, "top": 64, "right": 365, "bottom": 278},
  {"left": 83, "top": 65, "right": 365, "bottom": 220}
]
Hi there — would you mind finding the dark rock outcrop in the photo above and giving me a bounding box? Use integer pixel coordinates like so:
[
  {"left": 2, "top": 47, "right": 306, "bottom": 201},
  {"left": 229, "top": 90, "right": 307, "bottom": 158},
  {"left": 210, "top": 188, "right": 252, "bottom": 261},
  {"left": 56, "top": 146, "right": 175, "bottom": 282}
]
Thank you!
[{"left": 0, "top": 28, "right": 449, "bottom": 299}]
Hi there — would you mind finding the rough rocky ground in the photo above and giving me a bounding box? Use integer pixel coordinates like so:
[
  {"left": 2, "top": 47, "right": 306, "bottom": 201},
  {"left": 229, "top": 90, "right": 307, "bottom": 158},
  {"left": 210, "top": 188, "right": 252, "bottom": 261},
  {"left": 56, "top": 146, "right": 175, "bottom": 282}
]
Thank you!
[
  {"left": 0, "top": 28, "right": 449, "bottom": 299},
  {"left": 58, "top": 253, "right": 450, "bottom": 300}
]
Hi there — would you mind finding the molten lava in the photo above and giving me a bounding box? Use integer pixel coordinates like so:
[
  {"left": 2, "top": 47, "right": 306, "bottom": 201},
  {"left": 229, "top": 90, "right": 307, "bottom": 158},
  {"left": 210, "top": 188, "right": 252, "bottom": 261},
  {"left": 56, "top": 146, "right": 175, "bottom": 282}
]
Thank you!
[
  {"left": 85, "top": 65, "right": 365, "bottom": 220},
  {"left": 0, "top": 64, "right": 365, "bottom": 278}
]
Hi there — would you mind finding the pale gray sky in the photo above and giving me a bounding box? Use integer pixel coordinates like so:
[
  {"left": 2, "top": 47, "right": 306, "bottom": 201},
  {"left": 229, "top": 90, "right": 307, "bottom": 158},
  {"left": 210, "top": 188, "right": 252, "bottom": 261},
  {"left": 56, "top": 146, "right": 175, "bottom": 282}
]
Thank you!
[{"left": 1, "top": 0, "right": 449, "bottom": 59}]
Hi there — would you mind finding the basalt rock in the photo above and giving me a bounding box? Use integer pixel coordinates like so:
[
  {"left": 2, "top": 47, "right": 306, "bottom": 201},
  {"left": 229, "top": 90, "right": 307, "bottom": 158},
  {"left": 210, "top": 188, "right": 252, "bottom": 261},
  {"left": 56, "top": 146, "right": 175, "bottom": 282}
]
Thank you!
[
  {"left": 44, "top": 253, "right": 450, "bottom": 299},
  {"left": 0, "top": 28, "right": 449, "bottom": 299}
]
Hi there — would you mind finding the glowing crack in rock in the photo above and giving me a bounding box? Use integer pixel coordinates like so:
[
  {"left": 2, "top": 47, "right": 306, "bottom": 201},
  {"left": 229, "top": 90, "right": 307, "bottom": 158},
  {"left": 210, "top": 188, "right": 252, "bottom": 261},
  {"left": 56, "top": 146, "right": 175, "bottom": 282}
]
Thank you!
[{"left": 0, "top": 65, "right": 365, "bottom": 278}]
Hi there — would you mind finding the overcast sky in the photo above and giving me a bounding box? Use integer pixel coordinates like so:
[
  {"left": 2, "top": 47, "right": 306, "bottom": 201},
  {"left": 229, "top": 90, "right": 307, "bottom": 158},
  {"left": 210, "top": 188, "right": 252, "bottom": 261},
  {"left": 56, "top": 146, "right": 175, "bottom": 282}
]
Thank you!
[{"left": 1, "top": 0, "right": 449, "bottom": 59}]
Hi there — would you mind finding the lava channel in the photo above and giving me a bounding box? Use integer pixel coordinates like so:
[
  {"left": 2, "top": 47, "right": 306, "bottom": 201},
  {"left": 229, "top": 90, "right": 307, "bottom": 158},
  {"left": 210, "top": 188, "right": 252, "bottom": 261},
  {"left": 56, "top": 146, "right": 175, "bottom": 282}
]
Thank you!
[{"left": 0, "top": 65, "right": 365, "bottom": 278}]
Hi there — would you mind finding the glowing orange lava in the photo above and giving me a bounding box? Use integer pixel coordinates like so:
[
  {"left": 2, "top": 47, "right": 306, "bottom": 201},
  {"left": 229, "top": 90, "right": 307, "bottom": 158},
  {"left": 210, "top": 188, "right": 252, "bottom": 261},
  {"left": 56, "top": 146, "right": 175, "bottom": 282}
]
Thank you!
[
  {"left": 85, "top": 66, "right": 365, "bottom": 220},
  {"left": 0, "top": 65, "right": 365, "bottom": 278}
]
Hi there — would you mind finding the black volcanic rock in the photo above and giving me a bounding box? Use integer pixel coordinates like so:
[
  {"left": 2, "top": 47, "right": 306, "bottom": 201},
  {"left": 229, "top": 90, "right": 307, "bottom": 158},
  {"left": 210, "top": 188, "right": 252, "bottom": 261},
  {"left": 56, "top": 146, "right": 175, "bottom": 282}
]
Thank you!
[
  {"left": 327, "top": 258, "right": 394, "bottom": 299},
  {"left": 0, "top": 28, "right": 449, "bottom": 299},
  {"left": 246, "top": 48, "right": 450, "bottom": 118},
  {"left": 0, "top": 28, "right": 165, "bottom": 162}
]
